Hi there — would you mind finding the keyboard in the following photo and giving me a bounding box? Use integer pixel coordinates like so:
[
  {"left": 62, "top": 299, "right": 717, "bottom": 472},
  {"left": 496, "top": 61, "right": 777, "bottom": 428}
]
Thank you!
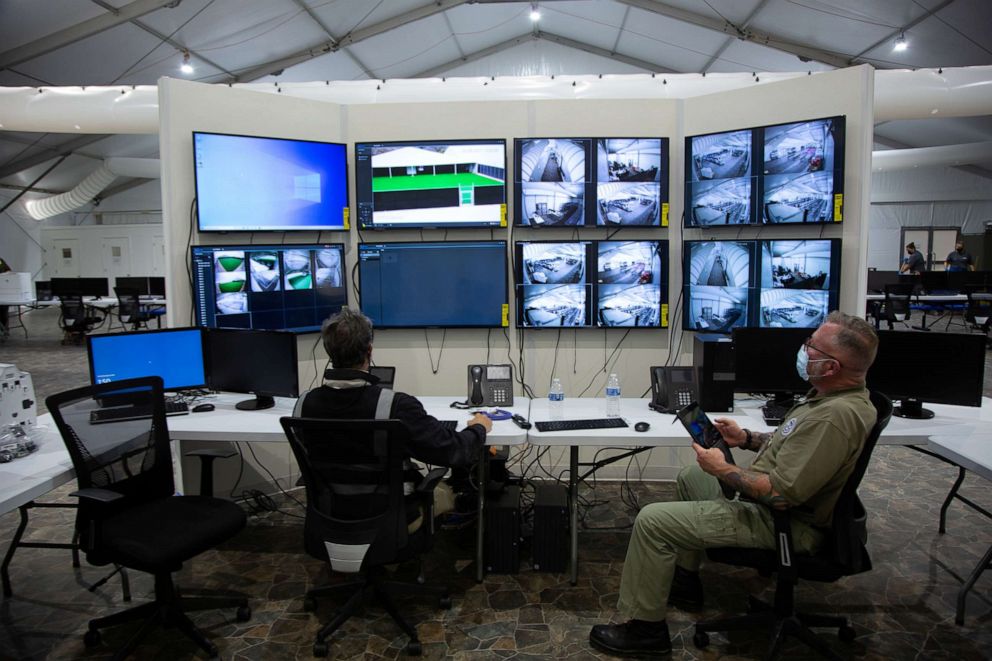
[
  {"left": 439, "top": 420, "right": 457, "bottom": 431},
  {"left": 760, "top": 403, "right": 790, "bottom": 426},
  {"left": 90, "top": 401, "right": 189, "bottom": 424},
  {"left": 535, "top": 418, "right": 629, "bottom": 432}
]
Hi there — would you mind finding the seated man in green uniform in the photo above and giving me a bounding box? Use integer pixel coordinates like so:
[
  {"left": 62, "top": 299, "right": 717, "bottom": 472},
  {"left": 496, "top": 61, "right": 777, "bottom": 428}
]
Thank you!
[{"left": 589, "top": 311, "right": 879, "bottom": 656}]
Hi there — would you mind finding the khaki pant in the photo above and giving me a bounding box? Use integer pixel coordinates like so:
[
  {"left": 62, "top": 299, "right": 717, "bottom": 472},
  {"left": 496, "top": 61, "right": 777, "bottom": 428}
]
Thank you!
[{"left": 616, "top": 465, "right": 824, "bottom": 621}]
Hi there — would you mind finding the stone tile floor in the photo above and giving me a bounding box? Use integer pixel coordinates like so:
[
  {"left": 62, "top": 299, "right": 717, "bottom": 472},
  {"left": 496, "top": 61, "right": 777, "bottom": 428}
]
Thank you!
[{"left": 0, "top": 307, "right": 990, "bottom": 659}]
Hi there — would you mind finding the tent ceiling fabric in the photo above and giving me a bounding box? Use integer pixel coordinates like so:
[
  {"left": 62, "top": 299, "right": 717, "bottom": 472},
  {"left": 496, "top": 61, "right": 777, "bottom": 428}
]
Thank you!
[{"left": 1, "top": 0, "right": 991, "bottom": 194}]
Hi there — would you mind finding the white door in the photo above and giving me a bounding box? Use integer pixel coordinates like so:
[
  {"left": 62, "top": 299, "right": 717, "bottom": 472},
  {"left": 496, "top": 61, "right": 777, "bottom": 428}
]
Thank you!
[
  {"left": 103, "top": 236, "right": 132, "bottom": 283},
  {"left": 51, "top": 238, "right": 80, "bottom": 277},
  {"left": 931, "top": 229, "right": 959, "bottom": 271}
]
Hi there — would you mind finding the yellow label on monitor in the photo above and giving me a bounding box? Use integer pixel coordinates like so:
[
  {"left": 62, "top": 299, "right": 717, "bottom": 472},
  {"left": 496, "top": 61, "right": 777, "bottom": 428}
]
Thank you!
[
  {"left": 661, "top": 203, "right": 670, "bottom": 227},
  {"left": 343, "top": 207, "right": 350, "bottom": 229},
  {"left": 662, "top": 303, "right": 669, "bottom": 328},
  {"left": 833, "top": 194, "right": 843, "bottom": 222},
  {"left": 501, "top": 304, "right": 509, "bottom": 327},
  {"left": 500, "top": 204, "right": 507, "bottom": 227}
]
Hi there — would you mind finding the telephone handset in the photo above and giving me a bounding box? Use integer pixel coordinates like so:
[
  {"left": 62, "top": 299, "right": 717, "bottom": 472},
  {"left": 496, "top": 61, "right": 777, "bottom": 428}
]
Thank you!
[
  {"left": 649, "top": 366, "right": 701, "bottom": 414},
  {"left": 467, "top": 364, "right": 514, "bottom": 407}
]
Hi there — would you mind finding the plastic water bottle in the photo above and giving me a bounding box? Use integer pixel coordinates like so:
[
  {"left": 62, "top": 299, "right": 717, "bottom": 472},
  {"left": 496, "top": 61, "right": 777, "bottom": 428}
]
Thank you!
[
  {"left": 605, "top": 373, "right": 621, "bottom": 417},
  {"left": 549, "top": 377, "right": 564, "bottom": 420}
]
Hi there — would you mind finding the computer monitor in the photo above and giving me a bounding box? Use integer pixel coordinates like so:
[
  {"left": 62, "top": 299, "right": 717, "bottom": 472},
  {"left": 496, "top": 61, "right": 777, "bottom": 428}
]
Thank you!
[
  {"left": 369, "top": 366, "right": 395, "bottom": 389},
  {"left": 193, "top": 131, "right": 349, "bottom": 232},
  {"left": 51, "top": 277, "right": 109, "bottom": 298},
  {"left": 149, "top": 277, "right": 166, "bottom": 297},
  {"left": 760, "top": 116, "right": 845, "bottom": 224},
  {"left": 866, "top": 270, "right": 902, "bottom": 294},
  {"left": 515, "top": 137, "right": 592, "bottom": 227},
  {"left": 757, "top": 239, "right": 840, "bottom": 329},
  {"left": 595, "top": 240, "right": 667, "bottom": 327},
  {"left": 684, "top": 129, "right": 757, "bottom": 227},
  {"left": 355, "top": 138, "right": 506, "bottom": 230},
  {"left": 87, "top": 328, "right": 207, "bottom": 392},
  {"left": 682, "top": 240, "right": 756, "bottom": 332},
  {"left": 596, "top": 139, "right": 667, "bottom": 227},
  {"left": 732, "top": 327, "right": 814, "bottom": 404},
  {"left": 205, "top": 328, "right": 299, "bottom": 410},
  {"left": 866, "top": 330, "right": 987, "bottom": 418},
  {"left": 115, "top": 276, "right": 150, "bottom": 295},
  {"left": 190, "top": 243, "right": 347, "bottom": 333},
  {"left": 358, "top": 241, "right": 507, "bottom": 328},
  {"left": 515, "top": 241, "right": 594, "bottom": 327}
]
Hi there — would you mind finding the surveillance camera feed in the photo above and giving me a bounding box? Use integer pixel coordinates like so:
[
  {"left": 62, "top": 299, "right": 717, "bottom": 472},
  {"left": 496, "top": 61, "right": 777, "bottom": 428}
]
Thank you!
[
  {"left": 596, "top": 139, "right": 663, "bottom": 226},
  {"left": 355, "top": 139, "right": 506, "bottom": 229},
  {"left": 687, "top": 178, "right": 753, "bottom": 226},
  {"left": 762, "top": 117, "right": 843, "bottom": 224},
  {"left": 763, "top": 118, "right": 838, "bottom": 175},
  {"left": 763, "top": 171, "right": 835, "bottom": 223},
  {"left": 517, "top": 242, "right": 592, "bottom": 327},
  {"left": 516, "top": 138, "right": 589, "bottom": 226},
  {"left": 685, "top": 129, "right": 754, "bottom": 227},
  {"left": 596, "top": 241, "right": 664, "bottom": 327},
  {"left": 192, "top": 244, "right": 346, "bottom": 333},
  {"left": 759, "top": 239, "right": 839, "bottom": 328},
  {"left": 684, "top": 241, "right": 753, "bottom": 332}
]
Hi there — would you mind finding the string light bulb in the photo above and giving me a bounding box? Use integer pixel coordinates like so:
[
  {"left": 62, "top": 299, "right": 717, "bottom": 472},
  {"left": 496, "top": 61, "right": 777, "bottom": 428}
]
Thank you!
[
  {"left": 529, "top": 3, "right": 541, "bottom": 21},
  {"left": 893, "top": 33, "right": 908, "bottom": 52},
  {"left": 180, "top": 50, "right": 194, "bottom": 74}
]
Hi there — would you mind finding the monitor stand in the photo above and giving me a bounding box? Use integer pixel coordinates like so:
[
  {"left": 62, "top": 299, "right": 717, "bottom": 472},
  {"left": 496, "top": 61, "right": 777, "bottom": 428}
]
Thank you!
[
  {"left": 893, "top": 397, "right": 934, "bottom": 420},
  {"left": 235, "top": 394, "right": 275, "bottom": 411}
]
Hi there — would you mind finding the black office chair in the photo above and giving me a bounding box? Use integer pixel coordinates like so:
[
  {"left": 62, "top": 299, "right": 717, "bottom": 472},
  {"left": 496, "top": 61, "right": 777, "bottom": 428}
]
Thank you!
[
  {"left": 58, "top": 294, "right": 103, "bottom": 344},
  {"left": 46, "top": 376, "right": 250, "bottom": 659},
  {"left": 874, "top": 283, "right": 914, "bottom": 329},
  {"left": 963, "top": 284, "right": 992, "bottom": 334},
  {"left": 280, "top": 416, "right": 450, "bottom": 657},
  {"left": 693, "top": 390, "right": 893, "bottom": 661},
  {"left": 114, "top": 286, "right": 163, "bottom": 331}
]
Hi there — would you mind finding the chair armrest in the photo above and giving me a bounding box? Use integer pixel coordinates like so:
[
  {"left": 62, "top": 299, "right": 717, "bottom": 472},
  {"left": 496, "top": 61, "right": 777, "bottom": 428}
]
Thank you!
[
  {"left": 185, "top": 448, "right": 237, "bottom": 496},
  {"left": 770, "top": 508, "right": 798, "bottom": 584},
  {"left": 414, "top": 467, "right": 448, "bottom": 495},
  {"left": 70, "top": 488, "right": 124, "bottom": 504}
]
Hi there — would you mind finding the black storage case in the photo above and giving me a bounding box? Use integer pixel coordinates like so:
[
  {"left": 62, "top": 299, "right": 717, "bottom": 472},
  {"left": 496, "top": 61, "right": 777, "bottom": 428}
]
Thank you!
[
  {"left": 693, "top": 334, "right": 735, "bottom": 412},
  {"left": 532, "top": 483, "right": 569, "bottom": 572},
  {"left": 484, "top": 485, "right": 520, "bottom": 574}
]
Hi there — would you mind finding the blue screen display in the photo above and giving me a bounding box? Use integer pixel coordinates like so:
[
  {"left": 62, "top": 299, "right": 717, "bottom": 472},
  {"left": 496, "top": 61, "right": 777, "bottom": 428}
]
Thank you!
[
  {"left": 358, "top": 241, "right": 507, "bottom": 328},
  {"left": 193, "top": 132, "right": 348, "bottom": 232},
  {"left": 88, "top": 329, "right": 206, "bottom": 390}
]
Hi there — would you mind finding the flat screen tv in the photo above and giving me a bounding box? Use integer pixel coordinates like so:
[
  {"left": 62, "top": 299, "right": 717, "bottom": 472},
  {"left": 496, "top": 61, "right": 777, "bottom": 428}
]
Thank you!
[
  {"left": 358, "top": 241, "right": 507, "bottom": 328},
  {"left": 682, "top": 240, "right": 756, "bottom": 331},
  {"left": 513, "top": 137, "right": 668, "bottom": 227},
  {"left": 757, "top": 239, "right": 841, "bottom": 328},
  {"left": 193, "top": 132, "right": 349, "bottom": 232},
  {"left": 514, "top": 240, "right": 668, "bottom": 328},
  {"left": 684, "top": 129, "right": 757, "bottom": 227},
  {"left": 355, "top": 139, "right": 507, "bottom": 229},
  {"left": 190, "top": 243, "right": 347, "bottom": 333},
  {"left": 760, "top": 116, "right": 845, "bottom": 224}
]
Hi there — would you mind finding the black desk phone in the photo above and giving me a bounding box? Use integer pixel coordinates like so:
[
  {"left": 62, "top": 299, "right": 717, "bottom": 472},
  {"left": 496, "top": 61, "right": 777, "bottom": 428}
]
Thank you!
[
  {"left": 649, "top": 366, "right": 701, "bottom": 414},
  {"left": 467, "top": 364, "right": 514, "bottom": 407}
]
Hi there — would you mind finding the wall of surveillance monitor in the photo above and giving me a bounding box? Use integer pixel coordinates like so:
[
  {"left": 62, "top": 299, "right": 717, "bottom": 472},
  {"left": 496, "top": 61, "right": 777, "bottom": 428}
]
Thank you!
[
  {"left": 515, "top": 240, "right": 668, "bottom": 328},
  {"left": 684, "top": 116, "right": 845, "bottom": 227},
  {"left": 515, "top": 138, "right": 669, "bottom": 227},
  {"left": 683, "top": 239, "right": 841, "bottom": 332},
  {"left": 191, "top": 243, "right": 347, "bottom": 334}
]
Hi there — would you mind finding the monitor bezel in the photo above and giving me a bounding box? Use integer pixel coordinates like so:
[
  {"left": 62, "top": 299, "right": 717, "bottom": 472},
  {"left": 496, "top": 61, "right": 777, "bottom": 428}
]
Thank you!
[
  {"left": 731, "top": 326, "right": 814, "bottom": 396},
  {"left": 514, "top": 239, "right": 596, "bottom": 329},
  {"left": 357, "top": 239, "right": 509, "bottom": 329},
  {"left": 192, "top": 130, "right": 350, "bottom": 233},
  {"left": 86, "top": 327, "right": 207, "bottom": 391},
  {"left": 354, "top": 138, "right": 508, "bottom": 230}
]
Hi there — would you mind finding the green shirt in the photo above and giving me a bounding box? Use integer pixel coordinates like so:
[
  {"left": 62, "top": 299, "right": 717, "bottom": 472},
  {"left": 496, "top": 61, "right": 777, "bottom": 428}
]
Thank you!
[{"left": 751, "top": 386, "right": 876, "bottom": 528}]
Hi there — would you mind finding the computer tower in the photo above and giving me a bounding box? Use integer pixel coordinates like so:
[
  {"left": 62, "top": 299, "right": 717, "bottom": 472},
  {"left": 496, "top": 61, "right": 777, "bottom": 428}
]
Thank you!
[
  {"left": 532, "top": 483, "right": 568, "bottom": 572},
  {"left": 693, "top": 334, "right": 735, "bottom": 412},
  {"left": 484, "top": 485, "right": 520, "bottom": 574}
]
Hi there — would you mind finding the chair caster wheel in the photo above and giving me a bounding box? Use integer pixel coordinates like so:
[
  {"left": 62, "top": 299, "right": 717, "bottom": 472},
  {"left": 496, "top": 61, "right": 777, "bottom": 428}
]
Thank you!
[
  {"left": 313, "top": 640, "right": 328, "bottom": 657},
  {"left": 236, "top": 605, "right": 251, "bottom": 622},
  {"left": 439, "top": 596, "right": 452, "bottom": 609},
  {"left": 83, "top": 629, "right": 101, "bottom": 647},
  {"left": 838, "top": 625, "right": 856, "bottom": 642},
  {"left": 406, "top": 640, "right": 422, "bottom": 656},
  {"left": 693, "top": 631, "right": 709, "bottom": 649},
  {"left": 303, "top": 596, "right": 317, "bottom": 612}
]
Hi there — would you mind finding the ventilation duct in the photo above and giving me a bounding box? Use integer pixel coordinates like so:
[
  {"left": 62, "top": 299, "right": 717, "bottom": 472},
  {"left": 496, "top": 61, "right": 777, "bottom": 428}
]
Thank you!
[{"left": 23, "top": 157, "right": 160, "bottom": 220}]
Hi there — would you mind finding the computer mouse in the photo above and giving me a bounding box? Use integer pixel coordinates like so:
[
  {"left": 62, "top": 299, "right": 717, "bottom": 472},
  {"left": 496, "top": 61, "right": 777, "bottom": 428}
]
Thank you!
[
  {"left": 192, "top": 403, "right": 215, "bottom": 413},
  {"left": 634, "top": 421, "right": 651, "bottom": 432}
]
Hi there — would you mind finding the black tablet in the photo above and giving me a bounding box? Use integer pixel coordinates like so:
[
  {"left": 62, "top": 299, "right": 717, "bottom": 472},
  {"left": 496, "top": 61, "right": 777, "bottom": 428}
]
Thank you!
[{"left": 675, "top": 401, "right": 724, "bottom": 449}]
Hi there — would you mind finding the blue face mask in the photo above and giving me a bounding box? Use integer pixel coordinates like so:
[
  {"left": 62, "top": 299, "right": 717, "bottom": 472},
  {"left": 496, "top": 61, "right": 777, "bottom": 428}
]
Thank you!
[{"left": 796, "top": 346, "right": 829, "bottom": 382}]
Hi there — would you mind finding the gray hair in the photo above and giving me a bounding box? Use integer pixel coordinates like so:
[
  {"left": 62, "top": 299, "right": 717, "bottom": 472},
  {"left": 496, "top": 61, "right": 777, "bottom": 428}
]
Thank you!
[
  {"left": 824, "top": 310, "right": 878, "bottom": 373},
  {"left": 321, "top": 307, "right": 374, "bottom": 369}
]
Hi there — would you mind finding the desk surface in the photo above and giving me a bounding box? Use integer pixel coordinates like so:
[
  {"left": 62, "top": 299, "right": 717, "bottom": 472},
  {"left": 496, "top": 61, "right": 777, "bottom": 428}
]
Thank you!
[
  {"left": 928, "top": 432, "right": 992, "bottom": 481},
  {"left": 0, "top": 297, "right": 168, "bottom": 308},
  {"left": 0, "top": 419, "right": 72, "bottom": 516}
]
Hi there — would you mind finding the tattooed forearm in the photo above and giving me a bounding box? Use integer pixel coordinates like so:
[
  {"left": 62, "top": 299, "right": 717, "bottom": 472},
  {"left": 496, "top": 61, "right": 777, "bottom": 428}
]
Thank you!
[
  {"left": 749, "top": 432, "right": 771, "bottom": 451},
  {"left": 720, "top": 467, "right": 789, "bottom": 509}
]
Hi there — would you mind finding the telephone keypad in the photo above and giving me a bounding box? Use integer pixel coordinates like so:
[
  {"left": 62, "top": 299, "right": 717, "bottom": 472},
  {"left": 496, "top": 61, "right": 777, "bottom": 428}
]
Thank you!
[{"left": 676, "top": 390, "right": 694, "bottom": 407}]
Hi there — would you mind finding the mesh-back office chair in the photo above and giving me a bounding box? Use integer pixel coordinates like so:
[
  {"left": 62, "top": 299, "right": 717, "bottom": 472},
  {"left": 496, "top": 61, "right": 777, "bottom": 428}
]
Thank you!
[
  {"left": 280, "top": 416, "right": 451, "bottom": 657},
  {"left": 963, "top": 284, "right": 992, "bottom": 333},
  {"left": 113, "top": 287, "right": 163, "bottom": 331},
  {"left": 58, "top": 294, "right": 103, "bottom": 344},
  {"left": 46, "top": 377, "right": 250, "bottom": 659},
  {"left": 693, "top": 391, "right": 892, "bottom": 661},
  {"left": 873, "top": 283, "right": 914, "bottom": 329}
]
